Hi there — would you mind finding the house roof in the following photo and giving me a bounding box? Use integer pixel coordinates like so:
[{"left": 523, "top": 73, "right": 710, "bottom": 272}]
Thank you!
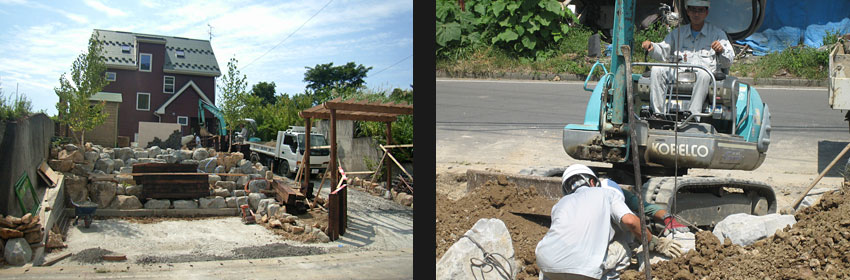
[
  {"left": 154, "top": 80, "right": 213, "bottom": 115},
  {"left": 89, "top": 92, "right": 123, "bottom": 103},
  {"left": 92, "top": 29, "right": 221, "bottom": 77}
]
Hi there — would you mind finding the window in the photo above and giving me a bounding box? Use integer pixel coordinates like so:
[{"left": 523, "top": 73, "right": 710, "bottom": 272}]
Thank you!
[
  {"left": 163, "top": 76, "right": 175, "bottom": 93},
  {"left": 121, "top": 45, "right": 130, "bottom": 53},
  {"left": 177, "top": 116, "right": 188, "bottom": 126},
  {"left": 176, "top": 49, "right": 185, "bottom": 58},
  {"left": 105, "top": 72, "right": 116, "bottom": 81},
  {"left": 136, "top": 92, "right": 150, "bottom": 111},
  {"left": 139, "top": 53, "right": 152, "bottom": 72}
]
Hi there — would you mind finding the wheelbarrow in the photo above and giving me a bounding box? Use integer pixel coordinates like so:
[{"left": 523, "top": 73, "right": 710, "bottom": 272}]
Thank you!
[{"left": 71, "top": 200, "right": 98, "bottom": 228}]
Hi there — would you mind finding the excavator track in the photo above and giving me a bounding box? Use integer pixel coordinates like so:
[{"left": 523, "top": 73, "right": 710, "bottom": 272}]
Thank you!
[{"left": 642, "top": 176, "right": 777, "bottom": 228}]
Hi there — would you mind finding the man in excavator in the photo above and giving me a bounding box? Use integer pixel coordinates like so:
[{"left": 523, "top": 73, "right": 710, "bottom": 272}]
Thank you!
[
  {"left": 640, "top": 0, "right": 734, "bottom": 120},
  {"left": 535, "top": 164, "right": 682, "bottom": 280}
]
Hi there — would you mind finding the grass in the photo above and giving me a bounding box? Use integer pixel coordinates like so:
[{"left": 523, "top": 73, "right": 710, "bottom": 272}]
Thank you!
[{"left": 731, "top": 46, "right": 831, "bottom": 80}]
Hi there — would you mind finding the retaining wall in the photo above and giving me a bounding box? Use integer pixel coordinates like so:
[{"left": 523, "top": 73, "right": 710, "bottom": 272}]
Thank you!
[{"left": 0, "top": 113, "right": 54, "bottom": 217}]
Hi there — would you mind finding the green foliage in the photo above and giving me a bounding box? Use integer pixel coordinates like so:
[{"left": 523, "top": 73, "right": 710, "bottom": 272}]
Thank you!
[
  {"left": 634, "top": 20, "right": 670, "bottom": 60},
  {"left": 303, "top": 62, "right": 372, "bottom": 105},
  {"left": 244, "top": 93, "right": 314, "bottom": 141},
  {"left": 251, "top": 81, "right": 277, "bottom": 105},
  {"left": 355, "top": 87, "right": 413, "bottom": 162},
  {"left": 732, "top": 46, "right": 829, "bottom": 80},
  {"left": 823, "top": 29, "right": 841, "bottom": 47},
  {"left": 217, "top": 57, "right": 253, "bottom": 131},
  {"left": 54, "top": 31, "right": 110, "bottom": 145},
  {"left": 436, "top": 0, "right": 481, "bottom": 60},
  {"left": 470, "top": 0, "right": 574, "bottom": 59},
  {"left": 0, "top": 80, "right": 33, "bottom": 121}
]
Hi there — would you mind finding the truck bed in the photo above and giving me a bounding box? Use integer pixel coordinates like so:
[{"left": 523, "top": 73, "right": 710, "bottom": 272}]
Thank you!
[{"left": 249, "top": 142, "right": 277, "bottom": 157}]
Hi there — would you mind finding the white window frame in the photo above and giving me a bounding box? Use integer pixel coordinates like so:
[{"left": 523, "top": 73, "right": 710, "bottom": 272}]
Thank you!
[
  {"left": 121, "top": 45, "right": 131, "bottom": 53},
  {"left": 136, "top": 92, "right": 150, "bottom": 111},
  {"left": 105, "top": 71, "right": 116, "bottom": 81},
  {"left": 177, "top": 116, "right": 188, "bottom": 126},
  {"left": 176, "top": 49, "right": 185, "bottom": 58},
  {"left": 139, "top": 53, "right": 152, "bottom": 72},
  {"left": 163, "top": 76, "right": 175, "bottom": 94}
]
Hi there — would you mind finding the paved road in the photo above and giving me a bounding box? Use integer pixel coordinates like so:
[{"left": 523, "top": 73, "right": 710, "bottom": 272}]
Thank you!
[{"left": 436, "top": 79, "right": 847, "bottom": 201}]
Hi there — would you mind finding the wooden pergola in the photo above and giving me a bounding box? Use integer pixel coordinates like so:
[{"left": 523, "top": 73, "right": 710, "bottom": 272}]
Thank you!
[{"left": 298, "top": 97, "right": 413, "bottom": 240}]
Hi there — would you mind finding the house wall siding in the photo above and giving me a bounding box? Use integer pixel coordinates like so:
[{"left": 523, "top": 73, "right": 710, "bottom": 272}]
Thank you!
[{"left": 86, "top": 101, "right": 120, "bottom": 147}]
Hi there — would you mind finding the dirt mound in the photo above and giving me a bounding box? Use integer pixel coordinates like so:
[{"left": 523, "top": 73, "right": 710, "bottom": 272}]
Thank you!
[
  {"left": 623, "top": 189, "right": 850, "bottom": 279},
  {"left": 71, "top": 247, "right": 116, "bottom": 264},
  {"left": 436, "top": 179, "right": 557, "bottom": 279}
]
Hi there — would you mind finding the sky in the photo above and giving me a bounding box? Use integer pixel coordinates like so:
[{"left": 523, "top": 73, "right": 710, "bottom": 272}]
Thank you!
[{"left": 0, "top": 0, "right": 413, "bottom": 116}]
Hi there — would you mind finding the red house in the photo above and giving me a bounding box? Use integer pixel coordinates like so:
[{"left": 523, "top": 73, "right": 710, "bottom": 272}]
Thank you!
[{"left": 90, "top": 29, "right": 221, "bottom": 146}]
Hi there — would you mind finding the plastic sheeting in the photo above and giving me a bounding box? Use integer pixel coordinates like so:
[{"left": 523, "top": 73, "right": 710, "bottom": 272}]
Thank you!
[
  {"left": 759, "top": 0, "right": 850, "bottom": 31},
  {"left": 737, "top": 18, "right": 850, "bottom": 55}
]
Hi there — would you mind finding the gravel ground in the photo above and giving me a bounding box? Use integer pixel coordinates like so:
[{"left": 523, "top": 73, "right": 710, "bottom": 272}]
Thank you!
[{"left": 70, "top": 248, "right": 115, "bottom": 264}]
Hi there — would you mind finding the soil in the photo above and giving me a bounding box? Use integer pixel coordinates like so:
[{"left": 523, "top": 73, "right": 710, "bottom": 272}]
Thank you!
[
  {"left": 71, "top": 247, "right": 116, "bottom": 264},
  {"left": 436, "top": 177, "right": 556, "bottom": 280},
  {"left": 622, "top": 187, "right": 850, "bottom": 280},
  {"left": 134, "top": 243, "right": 333, "bottom": 265}
]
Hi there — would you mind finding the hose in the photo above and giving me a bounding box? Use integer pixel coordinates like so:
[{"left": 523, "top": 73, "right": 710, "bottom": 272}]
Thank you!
[{"left": 461, "top": 235, "right": 514, "bottom": 280}]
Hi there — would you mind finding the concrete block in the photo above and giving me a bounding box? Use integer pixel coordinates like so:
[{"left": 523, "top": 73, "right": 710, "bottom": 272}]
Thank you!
[
  {"left": 712, "top": 213, "right": 797, "bottom": 246},
  {"left": 436, "top": 218, "right": 517, "bottom": 280}
]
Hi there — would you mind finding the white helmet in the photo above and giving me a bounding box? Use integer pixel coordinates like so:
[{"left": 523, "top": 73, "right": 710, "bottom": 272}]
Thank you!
[{"left": 561, "top": 164, "right": 598, "bottom": 196}]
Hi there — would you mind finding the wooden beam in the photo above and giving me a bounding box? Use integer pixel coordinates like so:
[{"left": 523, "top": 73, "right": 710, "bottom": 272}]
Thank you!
[
  {"left": 323, "top": 98, "right": 413, "bottom": 115},
  {"left": 300, "top": 110, "right": 397, "bottom": 122},
  {"left": 386, "top": 122, "right": 392, "bottom": 191},
  {"left": 382, "top": 144, "right": 413, "bottom": 149},
  {"left": 380, "top": 144, "right": 413, "bottom": 180},
  {"left": 330, "top": 109, "right": 338, "bottom": 192}
]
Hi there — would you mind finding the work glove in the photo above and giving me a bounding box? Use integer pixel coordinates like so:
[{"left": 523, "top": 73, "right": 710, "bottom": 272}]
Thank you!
[
  {"left": 662, "top": 213, "right": 689, "bottom": 236},
  {"left": 648, "top": 236, "right": 683, "bottom": 258}
]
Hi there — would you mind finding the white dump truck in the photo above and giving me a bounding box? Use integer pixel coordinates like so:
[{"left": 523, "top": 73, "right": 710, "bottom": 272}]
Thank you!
[{"left": 248, "top": 126, "right": 330, "bottom": 178}]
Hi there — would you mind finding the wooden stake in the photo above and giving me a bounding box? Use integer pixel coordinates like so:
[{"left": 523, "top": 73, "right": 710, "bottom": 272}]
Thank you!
[
  {"left": 792, "top": 142, "right": 850, "bottom": 209},
  {"left": 380, "top": 145, "right": 412, "bottom": 180}
]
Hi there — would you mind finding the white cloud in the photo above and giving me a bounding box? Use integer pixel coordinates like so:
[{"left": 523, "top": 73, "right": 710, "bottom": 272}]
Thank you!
[{"left": 83, "top": 0, "right": 128, "bottom": 17}]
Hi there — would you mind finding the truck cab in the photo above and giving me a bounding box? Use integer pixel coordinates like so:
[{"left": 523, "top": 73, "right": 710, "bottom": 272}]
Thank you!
[{"left": 277, "top": 126, "right": 330, "bottom": 178}]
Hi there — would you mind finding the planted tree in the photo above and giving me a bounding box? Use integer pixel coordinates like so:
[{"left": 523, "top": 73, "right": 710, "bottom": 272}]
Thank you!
[
  {"left": 54, "top": 32, "right": 109, "bottom": 145},
  {"left": 251, "top": 81, "right": 277, "bottom": 105},
  {"left": 217, "top": 57, "right": 255, "bottom": 131},
  {"left": 303, "top": 62, "right": 372, "bottom": 105}
]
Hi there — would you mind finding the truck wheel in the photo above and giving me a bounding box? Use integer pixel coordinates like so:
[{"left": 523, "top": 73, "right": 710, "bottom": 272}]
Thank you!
[{"left": 279, "top": 161, "right": 292, "bottom": 178}]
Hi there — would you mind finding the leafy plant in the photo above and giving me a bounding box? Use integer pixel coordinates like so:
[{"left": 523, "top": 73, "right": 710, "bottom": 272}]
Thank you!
[
  {"left": 468, "top": 0, "right": 575, "bottom": 59},
  {"left": 54, "top": 31, "right": 110, "bottom": 145},
  {"left": 436, "top": 0, "right": 480, "bottom": 60},
  {"left": 731, "top": 46, "right": 829, "bottom": 80}
]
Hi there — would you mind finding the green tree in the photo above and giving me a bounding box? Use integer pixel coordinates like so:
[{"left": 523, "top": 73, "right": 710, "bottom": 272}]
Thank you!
[
  {"left": 303, "top": 62, "right": 372, "bottom": 105},
  {"left": 251, "top": 81, "right": 277, "bottom": 105},
  {"left": 54, "top": 32, "right": 110, "bottom": 145},
  {"left": 216, "top": 57, "right": 254, "bottom": 131}
]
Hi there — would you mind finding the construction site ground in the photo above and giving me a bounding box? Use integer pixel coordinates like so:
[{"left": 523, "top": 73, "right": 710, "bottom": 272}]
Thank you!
[{"left": 13, "top": 178, "right": 413, "bottom": 278}]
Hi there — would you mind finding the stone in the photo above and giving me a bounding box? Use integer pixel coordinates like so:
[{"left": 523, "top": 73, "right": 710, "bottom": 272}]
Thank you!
[
  {"left": 156, "top": 154, "right": 177, "bottom": 164},
  {"left": 0, "top": 228, "right": 23, "bottom": 239},
  {"left": 4, "top": 238, "right": 32, "bottom": 265},
  {"left": 126, "top": 158, "right": 138, "bottom": 167},
  {"left": 213, "top": 188, "right": 230, "bottom": 197},
  {"left": 125, "top": 185, "right": 143, "bottom": 197},
  {"left": 312, "top": 229, "right": 330, "bottom": 243},
  {"left": 64, "top": 143, "right": 79, "bottom": 152},
  {"left": 225, "top": 197, "right": 237, "bottom": 208},
  {"left": 215, "top": 181, "right": 238, "bottom": 191},
  {"left": 436, "top": 218, "right": 518, "bottom": 280},
  {"left": 257, "top": 198, "right": 276, "bottom": 215},
  {"left": 227, "top": 168, "right": 240, "bottom": 182},
  {"left": 236, "top": 196, "right": 249, "bottom": 207},
  {"left": 270, "top": 219, "right": 283, "bottom": 228},
  {"left": 137, "top": 158, "right": 156, "bottom": 164},
  {"left": 267, "top": 203, "right": 280, "bottom": 218},
  {"left": 799, "top": 187, "right": 838, "bottom": 209},
  {"left": 401, "top": 194, "right": 413, "bottom": 206},
  {"left": 64, "top": 174, "right": 89, "bottom": 203},
  {"left": 257, "top": 165, "right": 268, "bottom": 174},
  {"left": 712, "top": 213, "right": 797, "bottom": 246},
  {"left": 236, "top": 174, "right": 250, "bottom": 186},
  {"left": 173, "top": 200, "right": 198, "bottom": 209},
  {"left": 198, "top": 157, "right": 217, "bottom": 173},
  {"left": 119, "top": 166, "right": 132, "bottom": 174},
  {"left": 208, "top": 174, "right": 222, "bottom": 185},
  {"left": 23, "top": 230, "right": 42, "bottom": 244},
  {"left": 239, "top": 159, "right": 253, "bottom": 174},
  {"left": 71, "top": 162, "right": 94, "bottom": 177},
  {"left": 88, "top": 181, "right": 117, "bottom": 208},
  {"left": 181, "top": 159, "right": 199, "bottom": 166},
  {"left": 109, "top": 195, "right": 143, "bottom": 209},
  {"left": 112, "top": 159, "right": 124, "bottom": 170},
  {"left": 248, "top": 193, "right": 267, "bottom": 212},
  {"left": 291, "top": 226, "right": 305, "bottom": 234},
  {"left": 85, "top": 151, "right": 99, "bottom": 162},
  {"left": 115, "top": 184, "right": 126, "bottom": 195},
  {"left": 59, "top": 149, "right": 85, "bottom": 163},
  {"left": 199, "top": 197, "right": 227, "bottom": 209},
  {"left": 115, "top": 175, "right": 135, "bottom": 186},
  {"left": 115, "top": 147, "right": 134, "bottom": 162},
  {"left": 144, "top": 199, "right": 171, "bottom": 209},
  {"left": 265, "top": 171, "right": 274, "bottom": 180},
  {"left": 193, "top": 148, "right": 210, "bottom": 160},
  {"left": 148, "top": 146, "right": 161, "bottom": 158},
  {"left": 233, "top": 190, "right": 247, "bottom": 197},
  {"left": 48, "top": 159, "right": 74, "bottom": 172},
  {"left": 383, "top": 190, "right": 392, "bottom": 200},
  {"left": 248, "top": 179, "right": 269, "bottom": 193},
  {"left": 134, "top": 150, "right": 149, "bottom": 159},
  {"left": 214, "top": 165, "right": 226, "bottom": 174},
  {"left": 94, "top": 158, "right": 115, "bottom": 174}
]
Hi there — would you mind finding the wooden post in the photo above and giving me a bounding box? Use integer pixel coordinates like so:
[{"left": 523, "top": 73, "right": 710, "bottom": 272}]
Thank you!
[
  {"left": 303, "top": 118, "right": 311, "bottom": 193},
  {"left": 330, "top": 109, "right": 338, "bottom": 192},
  {"left": 385, "top": 121, "right": 392, "bottom": 191}
]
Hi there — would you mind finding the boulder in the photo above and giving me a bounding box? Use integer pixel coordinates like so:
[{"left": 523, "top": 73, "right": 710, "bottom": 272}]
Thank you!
[
  {"left": 71, "top": 162, "right": 94, "bottom": 177},
  {"left": 311, "top": 229, "right": 330, "bottom": 243},
  {"left": 233, "top": 190, "right": 247, "bottom": 197},
  {"left": 88, "top": 181, "right": 117, "bottom": 208},
  {"left": 799, "top": 187, "right": 838, "bottom": 209},
  {"left": 156, "top": 154, "right": 177, "bottom": 164},
  {"left": 213, "top": 188, "right": 230, "bottom": 197},
  {"left": 712, "top": 213, "right": 797, "bottom": 246},
  {"left": 125, "top": 185, "right": 143, "bottom": 198},
  {"left": 401, "top": 194, "right": 414, "bottom": 207},
  {"left": 109, "top": 195, "right": 143, "bottom": 209},
  {"left": 270, "top": 219, "right": 283, "bottom": 228},
  {"left": 225, "top": 197, "right": 237, "bottom": 208},
  {"left": 248, "top": 193, "right": 267, "bottom": 212},
  {"left": 94, "top": 158, "right": 115, "bottom": 174},
  {"left": 134, "top": 150, "right": 149, "bottom": 159},
  {"left": 173, "top": 200, "right": 198, "bottom": 209},
  {"left": 64, "top": 174, "right": 89, "bottom": 203},
  {"left": 208, "top": 174, "right": 221, "bottom": 185},
  {"left": 115, "top": 184, "right": 126, "bottom": 195},
  {"left": 4, "top": 238, "right": 32, "bottom": 265},
  {"left": 144, "top": 199, "right": 171, "bottom": 209},
  {"left": 85, "top": 151, "right": 99, "bottom": 162},
  {"left": 137, "top": 158, "right": 156, "bottom": 164},
  {"left": 59, "top": 149, "right": 85, "bottom": 163},
  {"left": 239, "top": 159, "right": 253, "bottom": 174},
  {"left": 119, "top": 166, "right": 133, "bottom": 174},
  {"left": 48, "top": 159, "right": 74, "bottom": 172},
  {"left": 0, "top": 228, "right": 23, "bottom": 239},
  {"left": 148, "top": 146, "right": 161, "bottom": 158},
  {"left": 193, "top": 148, "right": 210, "bottom": 160},
  {"left": 436, "top": 219, "right": 518, "bottom": 280},
  {"left": 227, "top": 168, "right": 240, "bottom": 182},
  {"left": 215, "top": 181, "right": 238, "bottom": 191},
  {"left": 112, "top": 159, "right": 124, "bottom": 170},
  {"left": 267, "top": 203, "right": 281, "bottom": 218},
  {"left": 265, "top": 171, "right": 274, "bottom": 180},
  {"left": 257, "top": 198, "right": 276, "bottom": 215},
  {"left": 236, "top": 196, "right": 249, "bottom": 207},
  {"left": 115, "top": 174, "right": 135, "bottom": 186},
  {"left": 248, "top": 179, "right": 269, "bottom": 193},
  {"left": 126, "top": 158, "right": 138, "bottom": 167},
  {"left": 198, "top": 157, "right": 217, "bottom": 173},
  {"left": 214, "top": 165, "right": 226, "bottom": 174},
  {"left": 64, "top": 143, "right": 79, "bottom": 152},
  {"left": 115, "top": 147, "right": 134, "bottom": 162},
  {"left": 181, "top": 159, "right": 199, "bottom": 166},
  {"left": 199, "top": 197, "right": 227, "bottom": 209}
]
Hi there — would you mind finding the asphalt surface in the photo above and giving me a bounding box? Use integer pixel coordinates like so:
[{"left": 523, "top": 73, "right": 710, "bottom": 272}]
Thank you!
[{"left": 436, "top": 79, "right": 847, "bottom": 205}]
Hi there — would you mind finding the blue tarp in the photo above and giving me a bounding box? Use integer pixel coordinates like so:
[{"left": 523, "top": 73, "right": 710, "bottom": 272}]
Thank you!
[
  {"left": 759, "top": 0, "right": 850, "bottom": 32},
  {"left": 737, "top": 18, "right": 850, "bottom": 56}
]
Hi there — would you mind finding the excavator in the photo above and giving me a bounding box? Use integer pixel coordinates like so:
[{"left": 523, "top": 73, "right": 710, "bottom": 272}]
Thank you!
[{"left": 563, "top": 0, "right": 774, "bottom": 229}]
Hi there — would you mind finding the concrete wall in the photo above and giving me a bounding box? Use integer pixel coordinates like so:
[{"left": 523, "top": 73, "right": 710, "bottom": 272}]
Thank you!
[
  {"left": 138, "top": 121, "right": 181, "bottom": 147},
  {"left": 317, "top": 120, "right": 382, "bottom": 174},
  {"left": 0, "top": 114, "right": 54, "bottom": 217}
]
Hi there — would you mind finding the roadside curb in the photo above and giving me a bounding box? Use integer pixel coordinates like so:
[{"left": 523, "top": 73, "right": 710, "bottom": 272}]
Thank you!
[
  {"left": 65, "top": 207, "right": 240, "bottom": 217},
  {"left": 436, "top": 70, "right": 828, "bottom": 88}
]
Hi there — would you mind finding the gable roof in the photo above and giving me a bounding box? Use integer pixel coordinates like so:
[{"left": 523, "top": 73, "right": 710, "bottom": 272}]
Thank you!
[
  {"left": 92, "top": 29, "right": 221, "bottom": 77},
  {"left": 154, "top": 80, "right": 213, "bottom": 115}
]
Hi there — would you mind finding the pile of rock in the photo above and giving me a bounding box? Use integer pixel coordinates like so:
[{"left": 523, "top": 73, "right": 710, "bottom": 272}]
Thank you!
[
  {"left": 348, "top": 177, "right": 413, "bottom": 208},
  {"left": 0, "top": 213, "right": 44, "bottom": 265},
  {"left": 261, "top": 208, "right": 330, "bottom": 243}
]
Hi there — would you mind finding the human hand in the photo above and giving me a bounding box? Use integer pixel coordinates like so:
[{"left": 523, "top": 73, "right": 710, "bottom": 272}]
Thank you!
[
  {"left": 641, "top": 40, "right": 653, "bottom": 51},
  {"left": 711, "top": 41, "right": 724, "bottom": 54},
  {"left": 649, "top": 236, "right": 684, "bottom": 258},
  {"left": 663, "top": 214, "right": 689, "bottom": 235}
]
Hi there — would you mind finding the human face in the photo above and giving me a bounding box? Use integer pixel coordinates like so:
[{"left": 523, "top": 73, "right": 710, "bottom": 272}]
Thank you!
[{"left": 687, "top": 6, "right": 708, "bottom": 25}]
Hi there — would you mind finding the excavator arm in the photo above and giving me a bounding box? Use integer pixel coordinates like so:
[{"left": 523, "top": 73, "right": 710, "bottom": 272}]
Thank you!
[{"left": 198, "top": 100, "right": 227, "bottom": 136}]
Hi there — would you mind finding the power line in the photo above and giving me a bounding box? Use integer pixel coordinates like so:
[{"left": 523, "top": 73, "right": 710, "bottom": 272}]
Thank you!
[
  {"left": 241, "top": 0, "right": 334, "bottom": 71},
  {"left": 370, "top": 54, "right": 412, "bottom": 77}
]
